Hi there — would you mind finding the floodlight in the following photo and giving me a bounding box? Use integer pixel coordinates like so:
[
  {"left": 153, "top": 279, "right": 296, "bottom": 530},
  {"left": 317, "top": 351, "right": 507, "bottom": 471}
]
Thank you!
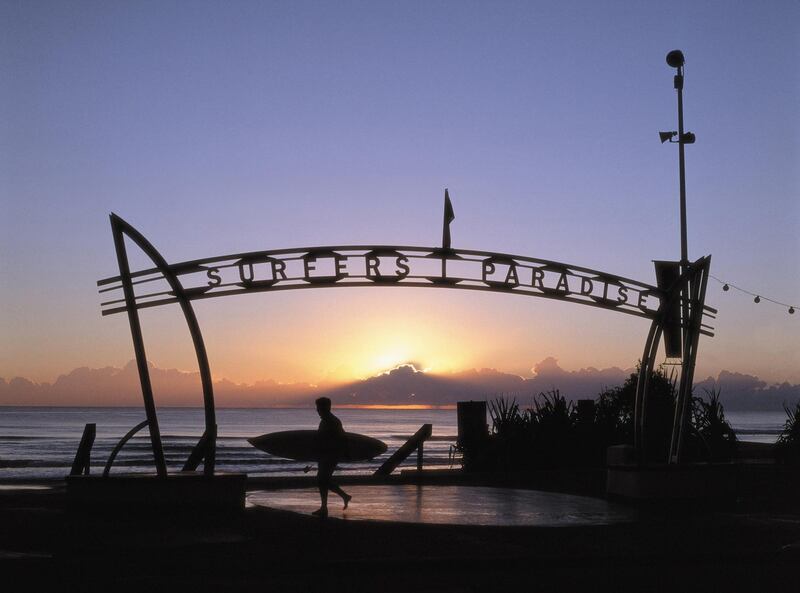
[{"left": 666, "top": 50, "right": 685, "bottom": 68}]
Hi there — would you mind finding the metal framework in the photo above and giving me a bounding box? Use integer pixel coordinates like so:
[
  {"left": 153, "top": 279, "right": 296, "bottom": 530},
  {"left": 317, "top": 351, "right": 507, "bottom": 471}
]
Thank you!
[{"left": 100, "top": 213, "right": 715, "bottom": 475}]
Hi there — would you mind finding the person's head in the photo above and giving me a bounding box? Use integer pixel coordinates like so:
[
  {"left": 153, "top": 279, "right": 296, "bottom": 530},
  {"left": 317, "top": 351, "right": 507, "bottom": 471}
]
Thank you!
[{"left": 315, "top": 397, "right": 332, "bottom": 416}]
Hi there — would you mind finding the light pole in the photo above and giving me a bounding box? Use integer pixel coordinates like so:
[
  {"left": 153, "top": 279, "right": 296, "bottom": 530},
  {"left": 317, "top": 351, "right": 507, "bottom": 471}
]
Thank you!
[
  {"left": 660, "top": 49, "right": 695, "bottom": 267},
  {"left": 660, "top": 49, "right": 698, "bottom": 463}
]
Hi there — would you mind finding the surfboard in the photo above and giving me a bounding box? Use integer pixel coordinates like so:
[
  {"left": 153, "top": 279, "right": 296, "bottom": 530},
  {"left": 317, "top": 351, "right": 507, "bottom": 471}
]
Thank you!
[{"left": 247, "top": 430, "right": 387, "bottom": 463}]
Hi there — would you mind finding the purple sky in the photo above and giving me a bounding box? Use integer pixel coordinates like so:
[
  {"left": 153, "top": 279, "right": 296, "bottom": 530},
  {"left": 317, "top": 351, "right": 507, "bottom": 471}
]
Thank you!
[{"left": 1, "top": 1, "right": 798, "bottom": 393}]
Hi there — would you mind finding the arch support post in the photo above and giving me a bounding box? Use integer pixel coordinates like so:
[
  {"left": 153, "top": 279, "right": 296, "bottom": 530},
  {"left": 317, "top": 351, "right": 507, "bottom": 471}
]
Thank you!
[
  {"left": 634, "top": 319, "right": 663, "bottom": 464},
  {"left": 636, "top": 256, "right": 712, "bottom": 465},
  {"left": 183, "top": 424, "right": 217, "bottom": 475},
  {"left": 112, "top": 221, "right": 167, "bottom": 477},
  {"left": 669, "top": 256, "right": 711, "bottom": 463},
  {"left": 110, "top": 213, "right": 218, "bottom": 477}
]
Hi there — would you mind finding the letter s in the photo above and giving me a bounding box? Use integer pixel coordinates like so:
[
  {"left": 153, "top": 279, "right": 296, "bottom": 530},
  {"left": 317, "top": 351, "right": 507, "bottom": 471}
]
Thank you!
[
  {"left": 395, "top": 255, "right": 410, "bottom": 279},
  {"left": 207, "top": 268, "right": 221, "bottom": 287}
]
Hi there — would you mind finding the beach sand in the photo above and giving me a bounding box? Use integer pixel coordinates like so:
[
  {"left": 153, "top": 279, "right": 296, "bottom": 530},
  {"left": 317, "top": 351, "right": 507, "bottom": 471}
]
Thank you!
[{"left": 2, "top": 480, "right": 800, "bottom": 592}]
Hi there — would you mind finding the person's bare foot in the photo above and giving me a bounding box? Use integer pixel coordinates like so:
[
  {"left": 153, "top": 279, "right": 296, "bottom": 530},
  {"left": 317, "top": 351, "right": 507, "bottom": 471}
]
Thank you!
[
  {"left": 342, "top": 493, "right": 352, "bottom": 510},
  {"left": 312, "top": 507, "right": 328, "bottom": 518}
]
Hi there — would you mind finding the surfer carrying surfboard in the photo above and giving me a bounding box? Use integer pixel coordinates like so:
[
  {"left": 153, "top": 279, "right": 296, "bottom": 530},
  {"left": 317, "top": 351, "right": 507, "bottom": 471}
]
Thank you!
[{"left": 312, "top": 397, "right": 352, "bottom": 518}]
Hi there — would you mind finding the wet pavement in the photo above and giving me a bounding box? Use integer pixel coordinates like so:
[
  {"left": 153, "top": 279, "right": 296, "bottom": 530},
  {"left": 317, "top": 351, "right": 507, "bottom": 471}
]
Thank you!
[{"left": 248, "top": 484, "right": 636, "bottom": 526}]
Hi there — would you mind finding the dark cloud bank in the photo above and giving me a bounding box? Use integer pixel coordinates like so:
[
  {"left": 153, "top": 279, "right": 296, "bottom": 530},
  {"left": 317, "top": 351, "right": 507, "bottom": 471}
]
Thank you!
[{"left": 1, "top": 358, "right": 798, "bottom": 412}]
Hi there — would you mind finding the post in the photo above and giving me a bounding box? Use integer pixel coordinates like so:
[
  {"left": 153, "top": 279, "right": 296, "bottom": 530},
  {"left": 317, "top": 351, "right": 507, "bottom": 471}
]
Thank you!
[
  {"left": 664, "top": 50, "right": 700, "bottom": 464},
  {"left": 676, "top": 65, "right": 688, "bottom": 267},
  {"left": 674, "top": 57, "right": 692, "bottom": 402},
  {"left": 70, "top": 423, "right": 96, "bottom": 476}
]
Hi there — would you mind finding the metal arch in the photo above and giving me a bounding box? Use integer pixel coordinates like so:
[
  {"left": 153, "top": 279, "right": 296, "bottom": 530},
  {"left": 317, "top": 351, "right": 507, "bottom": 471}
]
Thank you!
[
  {"left": 110, "top": 213, "right": 217, "bottom": 477},
  {"left": 98, "top": 244, "right": 684, "bottom": 325},
  {"left": 101, "top": 216, "right": 716, "bottom": 472}
]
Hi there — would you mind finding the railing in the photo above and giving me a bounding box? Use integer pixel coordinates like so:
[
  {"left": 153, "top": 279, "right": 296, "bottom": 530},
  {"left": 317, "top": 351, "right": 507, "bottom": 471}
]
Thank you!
[{"left": 374, "top": 424, "right": 432, "bottom": 476}]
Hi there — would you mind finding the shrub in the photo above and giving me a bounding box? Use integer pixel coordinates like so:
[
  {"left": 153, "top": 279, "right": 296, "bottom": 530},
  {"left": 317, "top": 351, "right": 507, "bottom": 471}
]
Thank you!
[
  {"left": 486, "top": 397, "right": 530, "bottom": 471},
  {"left": 776, "top": 401, "right": 800, "bottom": 464},
  {"left": 477, "top": 363, "right": 738, "bottom": 470},
  {"left": 594, "top": 365, "right": 677, "bottom": 462},
  {"left": 528, "top": 390, "right": 579, "bottom": 467},
  {"left": 489, "top": 397, "right": 527, "bottom": 437},
  {"left": 689, "top": 388, "right": 737, "bottom": 461}
]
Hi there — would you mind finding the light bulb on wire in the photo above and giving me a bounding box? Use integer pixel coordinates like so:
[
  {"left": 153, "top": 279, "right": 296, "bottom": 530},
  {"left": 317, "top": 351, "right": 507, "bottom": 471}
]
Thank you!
[{"left": 711, "top": 274, "right": 796, "bottom": 317}]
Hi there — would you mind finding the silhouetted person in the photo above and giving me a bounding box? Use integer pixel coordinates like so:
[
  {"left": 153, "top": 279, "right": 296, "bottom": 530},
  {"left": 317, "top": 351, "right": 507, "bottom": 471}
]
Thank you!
[{"left": 312, "top": 397, "right": 351, "bottom": 518}]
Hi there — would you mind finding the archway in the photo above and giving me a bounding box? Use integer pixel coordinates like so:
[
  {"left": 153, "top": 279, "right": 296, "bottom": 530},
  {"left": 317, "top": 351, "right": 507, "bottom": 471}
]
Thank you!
[{"left": 98, "top": 213, "right": 715, "bottom": 475}]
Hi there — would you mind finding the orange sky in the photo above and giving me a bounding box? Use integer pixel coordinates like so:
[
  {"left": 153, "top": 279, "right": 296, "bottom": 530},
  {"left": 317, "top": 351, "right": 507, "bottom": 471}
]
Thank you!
[{"left": 5, "top": 284, "right": 797, "bottom": 390}]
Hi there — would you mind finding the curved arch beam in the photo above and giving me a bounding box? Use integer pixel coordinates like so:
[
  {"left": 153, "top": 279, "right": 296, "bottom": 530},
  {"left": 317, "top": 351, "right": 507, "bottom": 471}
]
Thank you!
[
  {"left": 110, "top": 213, "right": 217, "bottom": 476},
  {"left": 103, "top": 419, "right": 149, "bottom": 478}
]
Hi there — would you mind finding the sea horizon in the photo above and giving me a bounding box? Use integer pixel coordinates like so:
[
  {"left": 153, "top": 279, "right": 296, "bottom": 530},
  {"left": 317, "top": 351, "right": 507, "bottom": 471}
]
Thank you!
[{"left": 0, "top": 406, "right": 786, "bottom": 480}]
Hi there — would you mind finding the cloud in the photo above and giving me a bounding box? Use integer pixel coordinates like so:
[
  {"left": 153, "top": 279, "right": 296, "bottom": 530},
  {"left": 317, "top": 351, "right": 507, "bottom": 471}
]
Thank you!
[
  {"left": 0, "top": 360, "right": 319, "bottom": 407},
  {"left": 694, "top": 371, "right": 800, "bottom": 411},
  {"left": 1, "top": 359, "right": 799, "bottom": 411}
]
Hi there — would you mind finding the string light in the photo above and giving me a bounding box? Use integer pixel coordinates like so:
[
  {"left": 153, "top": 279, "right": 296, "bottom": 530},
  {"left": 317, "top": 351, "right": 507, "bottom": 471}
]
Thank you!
[{"left": 709, "top": 274, "right": 797, "bottom": 316}]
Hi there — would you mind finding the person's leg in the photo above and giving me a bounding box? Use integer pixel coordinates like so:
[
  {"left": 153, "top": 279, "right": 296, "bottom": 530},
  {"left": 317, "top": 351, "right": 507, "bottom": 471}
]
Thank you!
[
  {"left": 326, "top": 463, "right": 351, "bottom": 508},
  {"left": 313, "top": 461, "right": 333, "bottom": 517},
  {"left": 328, "top": 483, "right": 351, "bottom": 508}
]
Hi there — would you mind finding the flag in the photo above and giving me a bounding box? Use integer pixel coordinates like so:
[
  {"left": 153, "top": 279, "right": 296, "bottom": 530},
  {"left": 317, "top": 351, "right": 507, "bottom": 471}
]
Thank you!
[{"left": 442, "top": 189, "right": 455, "bottom": 249}]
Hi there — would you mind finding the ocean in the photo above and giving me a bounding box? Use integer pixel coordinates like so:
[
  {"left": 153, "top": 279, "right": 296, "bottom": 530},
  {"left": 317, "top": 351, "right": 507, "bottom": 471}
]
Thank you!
[{"left": 0, "top": 407, "right": 787, "bottom": 480}]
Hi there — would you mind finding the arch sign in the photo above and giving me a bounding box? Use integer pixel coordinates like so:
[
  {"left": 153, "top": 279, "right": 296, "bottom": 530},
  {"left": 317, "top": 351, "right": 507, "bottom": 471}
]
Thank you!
[
  {"left": 97, "top": 204, "right": 715, "bottom": 477},
  {"left": 101, "top": 242, "right": 666, "bottom": 319}
]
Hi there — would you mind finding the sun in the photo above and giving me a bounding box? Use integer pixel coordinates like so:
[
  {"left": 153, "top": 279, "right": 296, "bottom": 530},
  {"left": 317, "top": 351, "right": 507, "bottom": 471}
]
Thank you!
[
  {"left": 350, "top": 333, "right": 463, "bottom": 379},
  {"left": 370, "top": 349, "right": 413, "bottom": 375}
]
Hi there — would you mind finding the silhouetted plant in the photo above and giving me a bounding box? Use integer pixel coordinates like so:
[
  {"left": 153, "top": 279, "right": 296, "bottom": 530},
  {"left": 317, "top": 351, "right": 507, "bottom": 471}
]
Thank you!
[
  {"left": 489, "top": 397, "right": 527, "bottom": 436},
  {"left": 476, "top": 365, "right": 738, "bottom": 472},
  {"left": 528, "top": 389, "right": 579, "bottom": 467},
  {"left": 530, "top": 390, "right": 574, "bottom": 426},
  {"left": 776, "top": 401, "right": 800, "bottom": 464},
  {"left": 688, "top": 388, "right": 737, "bottom": 461},
  {"left": 593, "top": 365, "right": 677, "bottom": 462},
  {"left": 487, "top": 396, "right": 530, "bottom": 470}
]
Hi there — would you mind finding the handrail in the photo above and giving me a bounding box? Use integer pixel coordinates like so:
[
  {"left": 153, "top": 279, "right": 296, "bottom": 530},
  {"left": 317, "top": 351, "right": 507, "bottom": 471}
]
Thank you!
[{"left": 374, "top": 424, "right": 432, "bottom": 476}]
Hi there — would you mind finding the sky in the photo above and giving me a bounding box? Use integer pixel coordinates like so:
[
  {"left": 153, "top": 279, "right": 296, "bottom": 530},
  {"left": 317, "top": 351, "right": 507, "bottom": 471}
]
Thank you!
[{"left": 1, "top": 1, "right": 798, "bottom": 398}]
